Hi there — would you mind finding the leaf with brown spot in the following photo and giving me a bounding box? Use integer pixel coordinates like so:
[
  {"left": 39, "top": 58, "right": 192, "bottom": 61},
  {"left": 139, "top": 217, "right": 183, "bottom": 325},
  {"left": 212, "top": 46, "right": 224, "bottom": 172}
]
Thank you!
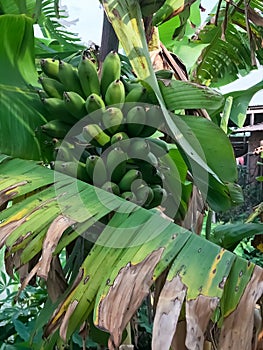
[{"left": 218, "top": 265, "right": 263, "bottom": 349}]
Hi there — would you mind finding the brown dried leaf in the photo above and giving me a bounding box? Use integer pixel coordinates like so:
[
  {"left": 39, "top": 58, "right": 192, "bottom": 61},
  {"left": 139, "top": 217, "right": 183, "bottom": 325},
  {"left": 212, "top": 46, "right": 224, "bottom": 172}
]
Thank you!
[
  {"left": 47, "top": 256, "right": 68, "bottom": 302},
  {"left": 218, "top": 265, "right": 263, "bottom": 349},
  {"left": 60, "top": 299, "right": 79, "bottom": 342},
  {"left": 185, "top": 295, "right": 219, "bottom": 349},
  {"left": 97, "top": 249, "right": 164, "bottom": 350},
  {"left": 152, "top": 275, "right": 187, "bottom": 350},
  {"left": 0, "top": 217, "right": 27, "bottom": 249},
  {"left": 0, "top": 181, "right": 27, "bottom": 207},
  {"left": 37, "top": 215, "right": 76, "bottom": 280},
  {"left": 171, "top": 320, "right": 187, "bottom": 350}
]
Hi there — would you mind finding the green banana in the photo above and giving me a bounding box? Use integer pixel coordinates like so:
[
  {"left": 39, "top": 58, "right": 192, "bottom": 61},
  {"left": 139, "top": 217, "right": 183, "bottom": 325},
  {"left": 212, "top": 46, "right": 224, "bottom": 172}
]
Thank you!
[
  {"left": 152, "top": 0, "right": 184, "bottom": 26},
  {"left": 41, "top": 120, "right": 72, "bottom": 138},
  {"left": 136, "top": 161, "right": 157, "bottom": 183},
  {"left": 58, "top": 60, "right": 84, "bottom": 97},
  {"left": 40, "top": 58, "right": 59, "bottom": 80},
  {"left": 100, "top": 51, "right": 121, "bottom": 98},
  {"left": 101, "top": 181, "right": 120, "bottom": 196},
  {"left": 126, "top": 106, "right": 146, "bottom": 137},
  {"left": 38, "top": 76, "right": 65, "bottom": 99},
  {"left": 135, "top": 184, "right": 154, "bottom": 207},
  {"left": 54, "top": 143, "right": 75, "bottom": 162},
  {"left": 41, "top": 97, "right": 76, "bottom": 123},
  {"left": 143, "top": 151, "right": 159, "bottom": 167},
  {"left": 121, "top": 191, "right": 137, "bottom": 202},
  {"left": 146, "top": 185, "right": 168, "bottom": 209},
  {"left": 105, "top": 79, "right": 125, "bottom": 107},
  {"left": 63, "top": 91, "right": 86, "bottom": 119},
  {"left": 128, "top": 138, "right": 150, "bottom": 159},
  {"left": 146, "top": 138, "right": 169, "bottom": 157},
  {"left": 85, "top": 155, "right": 107, "bottom": 186},
  {"left": 85, "top": 93, "right": 105, "bottom": 114},
  {"left": 102, "top": 107, "right": 124, "bottom": 135},
  {"left": 78, "top": 55, "right": 100, "bottom": 97},
  {"left": 124, "top": 85, "right": 147, "bottom": 103},
  {"left": 111, "top": 132, "right": 130, "bottom": 152},
  {"left": 119, "top": 169, "right": 142, "bottom": 192},
  {"left": 138, "top": 105, "right": 163, "bottom": 137},
  {"left": 82, "top": 124, "right": 111, "bottom": 147},
  {"left": 106, "top": 147, "right": 127, "bottom": 183},
  {"left": 55, "top": 160, "right": 90, "bottom": 182}
]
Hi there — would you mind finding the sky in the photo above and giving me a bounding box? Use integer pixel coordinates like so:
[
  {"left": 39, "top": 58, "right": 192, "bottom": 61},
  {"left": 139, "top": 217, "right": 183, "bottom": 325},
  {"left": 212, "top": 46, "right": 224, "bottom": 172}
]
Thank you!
[{"left": 60, "top": 0, "right": 263, "bottom": 105}]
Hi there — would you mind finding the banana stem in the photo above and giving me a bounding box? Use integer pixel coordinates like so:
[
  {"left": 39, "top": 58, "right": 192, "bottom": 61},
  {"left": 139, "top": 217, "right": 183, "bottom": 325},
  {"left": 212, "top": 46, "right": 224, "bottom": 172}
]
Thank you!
[{"left": 100, "top": 11, "right": 119, "bottom": 62}]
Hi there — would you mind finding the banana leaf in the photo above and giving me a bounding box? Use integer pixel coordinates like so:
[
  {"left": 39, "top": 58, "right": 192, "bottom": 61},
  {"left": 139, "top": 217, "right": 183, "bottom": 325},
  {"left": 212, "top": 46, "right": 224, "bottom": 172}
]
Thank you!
[
  {"left": 210, "top": 222, "right": 263, "bottom": 251},
  {"left": 0, "top": 14, "right": 47, "bottom": 160},
  {"left": 0, "top": 156, "right": 262, "bottom": 350}
]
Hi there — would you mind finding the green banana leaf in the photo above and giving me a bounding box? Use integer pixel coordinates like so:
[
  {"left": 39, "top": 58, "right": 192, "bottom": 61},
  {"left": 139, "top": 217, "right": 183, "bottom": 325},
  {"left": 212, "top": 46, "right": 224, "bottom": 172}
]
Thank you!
[
  {"left": 0, "top": 0, "right": 84, "bottom": 55},
  {"left": 0, "top": 14, "right": 48, "bottom": 160},
  {"left": 210, "top": 222, "right": 263, "bottom": 251},
  {"left": 223, "top": 81, "right": 263, "bottom": 128},
  {"left": 0, "top": 156, "right": 262, "bottom": 350}
]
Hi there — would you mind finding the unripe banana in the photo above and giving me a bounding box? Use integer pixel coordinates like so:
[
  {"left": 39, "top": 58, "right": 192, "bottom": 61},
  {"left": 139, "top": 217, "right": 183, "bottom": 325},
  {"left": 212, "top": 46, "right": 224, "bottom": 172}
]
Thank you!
[
  {"left": 101, "top": 181, "right": 120, "bottom": 196},
  {"left": 105, "top": 79, "right": 125, "bottom": 107},
  {"left": 119, "top": 169, "right": 142, "bottom": 192},
  {"left": 102, "top": 107, "right": 124, "bottom": 135},
  {"left": 128, "top": 138, "right": 150, "bottom": 159},
  {"left": 63, "top": 91, "right": 86, "bottom": 119},
  {"left": 78, "top": 55, "right": 100, "bottom": 97},
  {"left": 125, "top": 85, "right": 147, "bottom": 104},
  {"left": 55, "top": 160, "right": 90, "bottom": 182},
  {"left": 54, "top": 143, "right": 75, "bottom": 162},
  {"left": 135, "top": 184, "right": 154, "bottom": 206},
  {"left": 146, "top": 138, "right": 169, "bottom": 157},
  {"left": 111, "top": 132, "right": 130, "bottom": 152},
  {"left": 58, "top": 60, "right": 84, "bottom": 97},
  {"left": 152, "top": 0, "right": 184, "bottom": 26},
  {"left": 121, "top": 191, "right": 137, "bottom": 202},
  {"left": 41, "top": 120, "right": 72, "bottom": 138},
  {"left": 106, "top": 147, "right": 127, "bottom": 183},
  {"left": 82, "top": 124, "right": 111, "bottom": 147},
  {"left": 41, "top": 97, "right": 76, "bottom": 123},
  {"left": 85, "top": 93, "right": 106, "bottom": 114},
  {"left": 40, "top": 58, "right": 59, "bottom": 80},
  {"left": 146, "top": 185, "right": 168, "bottom": 209},
  {"left": 100, "top": 51, "right": 121, "bottom": 98},
  {"left": 138, "top": 105, "right": 163, "bottom": 137},
  {"left": 126, "top": 106, "right": 146, "bottom": 137},
  {"left": 85, "top": 155, "right": 107, "bottom": 186},
  {"left": 38, "top": 76, "right": 65, "bottom": 99}
]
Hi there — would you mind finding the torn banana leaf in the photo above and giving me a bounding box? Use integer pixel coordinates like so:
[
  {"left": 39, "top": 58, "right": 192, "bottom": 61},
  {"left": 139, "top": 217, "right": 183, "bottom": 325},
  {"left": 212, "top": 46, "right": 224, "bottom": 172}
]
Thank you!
[{"left": 0, "top": 156, "right": 262, "bottom": 349}]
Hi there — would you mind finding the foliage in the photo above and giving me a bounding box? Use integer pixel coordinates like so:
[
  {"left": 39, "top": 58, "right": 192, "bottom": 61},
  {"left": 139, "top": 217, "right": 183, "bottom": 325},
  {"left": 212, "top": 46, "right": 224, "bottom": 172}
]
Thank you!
[{"left": 0, "top": 1, "right": 262, "bottom": 349}]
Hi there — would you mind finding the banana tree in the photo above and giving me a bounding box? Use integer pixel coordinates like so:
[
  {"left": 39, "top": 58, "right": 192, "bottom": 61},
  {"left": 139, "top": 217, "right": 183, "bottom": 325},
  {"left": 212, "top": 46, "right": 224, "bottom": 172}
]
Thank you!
[{"left": 0, "top": 1, "right": 263, "bottom": 350}]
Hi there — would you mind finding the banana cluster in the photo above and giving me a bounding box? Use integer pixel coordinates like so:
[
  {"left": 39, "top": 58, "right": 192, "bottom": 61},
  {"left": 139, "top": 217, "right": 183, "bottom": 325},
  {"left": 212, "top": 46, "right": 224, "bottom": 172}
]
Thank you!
[{"left": 38, "top": 51, "right": 170, "bottom": 209}]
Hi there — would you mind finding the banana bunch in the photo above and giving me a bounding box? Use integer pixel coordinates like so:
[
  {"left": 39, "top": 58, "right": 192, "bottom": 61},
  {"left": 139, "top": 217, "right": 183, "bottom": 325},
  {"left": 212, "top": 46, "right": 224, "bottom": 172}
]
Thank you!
[{"left": 38, "top": 50, "right": 171, "bottom": 209}]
